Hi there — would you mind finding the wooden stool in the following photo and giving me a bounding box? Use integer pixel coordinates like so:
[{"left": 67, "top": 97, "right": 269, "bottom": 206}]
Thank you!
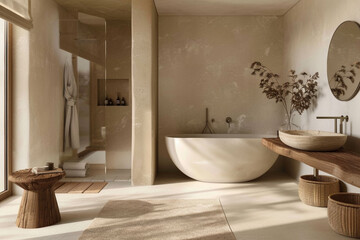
[{"left": 9, "top": 168, "right": 65, "bottom": 228}]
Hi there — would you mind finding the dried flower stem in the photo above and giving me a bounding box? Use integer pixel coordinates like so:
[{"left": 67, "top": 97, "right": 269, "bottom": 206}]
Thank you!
[{"left": 250, "top": 62, "right": 319, "bottom": 129}]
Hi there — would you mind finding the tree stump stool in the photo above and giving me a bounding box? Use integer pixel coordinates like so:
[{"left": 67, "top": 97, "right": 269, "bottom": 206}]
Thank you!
[{"left": 9, "top": 168, "right": 65, "bottom": 228}]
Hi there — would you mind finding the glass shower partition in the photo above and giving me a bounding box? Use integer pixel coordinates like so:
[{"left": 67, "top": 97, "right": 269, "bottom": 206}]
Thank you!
[
  {"left": 103, "top": 19, "right": 132, "bottom": 171},
  {"left": 59, "top": 6, "right": 132, "bottom": 180},
  {"left": 60, "top": 11, "right": 107, "bottom": 173}
]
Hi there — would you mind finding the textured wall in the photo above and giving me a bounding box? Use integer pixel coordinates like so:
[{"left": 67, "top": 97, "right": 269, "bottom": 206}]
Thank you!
[
  {"left": 12, "top": 0, "right": 71, "bottom": 194},
  {"left": 158, "top": 16, "right": 284, "bottom": 172},
  {"left": 283, "top": 0, "right": 360, "bottom": 192},
  {"left": 131, "top": 0, "right": 158, "bottom": 185},
  {"left": 105, "top": 20, "right": 132, "bottom": 169}
]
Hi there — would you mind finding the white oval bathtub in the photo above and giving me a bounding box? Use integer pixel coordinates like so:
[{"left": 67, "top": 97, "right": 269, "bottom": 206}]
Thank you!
[{"left": 165, "top": 134, "right": 278, "bottom": 183}]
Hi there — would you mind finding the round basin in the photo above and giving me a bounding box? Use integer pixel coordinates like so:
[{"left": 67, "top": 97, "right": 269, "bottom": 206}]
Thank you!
[{"left": 279, "top": 130, "right": 347, "bottom": 151}]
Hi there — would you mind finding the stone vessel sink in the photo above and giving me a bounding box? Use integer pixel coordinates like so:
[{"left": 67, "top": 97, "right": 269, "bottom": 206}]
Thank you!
[{"left": 279, "top": 130, "right": 347, "bottom": 151}]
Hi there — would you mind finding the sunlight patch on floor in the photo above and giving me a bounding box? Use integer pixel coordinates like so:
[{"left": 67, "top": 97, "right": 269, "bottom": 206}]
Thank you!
[{"left": 0, "top": 172, "right": 349, "bottom": 240}]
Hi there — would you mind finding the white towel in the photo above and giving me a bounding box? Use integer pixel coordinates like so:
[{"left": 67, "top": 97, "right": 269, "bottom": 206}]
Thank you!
[
  {"left": 63, "top": 162, "right": 87, "bottom": 170},
  {"left": 64, "top": 169, "right": 87, "bottom": 177}
]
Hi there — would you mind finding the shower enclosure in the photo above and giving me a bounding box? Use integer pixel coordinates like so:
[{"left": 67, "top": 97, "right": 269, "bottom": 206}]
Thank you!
[{"left": 59, "top": 7, "right": 132, "bottom": 180}]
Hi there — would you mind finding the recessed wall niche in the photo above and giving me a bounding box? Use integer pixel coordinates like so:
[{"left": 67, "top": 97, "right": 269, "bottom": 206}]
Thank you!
[{"left": 97, "top": 79, "right": 130, "bottom": 106}]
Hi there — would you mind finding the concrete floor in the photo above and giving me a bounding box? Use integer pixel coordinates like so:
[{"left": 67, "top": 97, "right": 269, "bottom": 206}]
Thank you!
[{"left": 0, "top": 172, "right": 351, "bottom": 240}]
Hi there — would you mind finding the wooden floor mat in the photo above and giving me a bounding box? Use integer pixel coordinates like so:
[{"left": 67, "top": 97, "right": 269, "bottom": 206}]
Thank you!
[{"left": 54, "top": 182, "right": 107, "bottom": 194}]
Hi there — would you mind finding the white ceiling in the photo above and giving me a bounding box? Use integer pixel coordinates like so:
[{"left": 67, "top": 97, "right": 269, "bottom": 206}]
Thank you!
[
  {"left": 154, "top": 0, "right": 301, "bottom": 16},
  {"left": 56, "top": 0, "right": 301, "bottom": 19}
]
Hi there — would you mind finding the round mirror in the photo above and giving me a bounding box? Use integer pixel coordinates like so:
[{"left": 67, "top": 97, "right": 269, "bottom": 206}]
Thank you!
[{"left": 327, "top": 21, "right": 360, "bottom": 101}]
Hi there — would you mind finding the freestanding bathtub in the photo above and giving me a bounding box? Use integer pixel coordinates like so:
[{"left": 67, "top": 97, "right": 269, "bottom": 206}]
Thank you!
[{"left": 165, "top": 134, "right": 278, "bottom": 183}]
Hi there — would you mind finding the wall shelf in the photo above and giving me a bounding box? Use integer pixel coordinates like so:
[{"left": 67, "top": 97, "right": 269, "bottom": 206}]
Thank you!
[
  {"left": 97, "top": 78, "right": 129, "bottom": 106},
  {"left": 262, "top": 138, "right": 360, "bottom": 188}
]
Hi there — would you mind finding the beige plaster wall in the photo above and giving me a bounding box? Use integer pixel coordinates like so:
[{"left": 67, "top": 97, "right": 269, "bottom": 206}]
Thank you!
[
  {"left": 12, "top": 0, "right": 71, "bottom": 194},
  {"left": 131, "top": 0, "right": 158, "bottom": 185},
  {"left": 158, "top": 16, "right": 284, "bottom": 172},
  {"left": 105, "top": 20, "right": 132, "bottom": 169},
  {"left": 283, "top": 0, "right": 360, "bottom": 192}
]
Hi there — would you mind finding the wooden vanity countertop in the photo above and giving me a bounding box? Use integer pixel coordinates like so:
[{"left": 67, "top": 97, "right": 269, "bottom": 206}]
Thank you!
[{"left": 262, "top": 138, "right": 360, "bottom": 188}]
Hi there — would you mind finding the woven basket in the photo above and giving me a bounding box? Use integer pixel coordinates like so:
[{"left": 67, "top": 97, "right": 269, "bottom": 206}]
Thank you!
[
  {"left": 328, "top": 193, "right": 360, "bottom": 238},
  {"left": 298, "top": 175, "right": 340, "bottom": 207}
]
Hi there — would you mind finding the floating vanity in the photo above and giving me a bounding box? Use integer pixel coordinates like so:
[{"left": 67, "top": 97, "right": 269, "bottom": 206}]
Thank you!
[
  {"left": 262, "top": 137, "right": 360, "bottom": 188},
  {"left": 263, "top": 137, "right": 360, "bottom": 238}
]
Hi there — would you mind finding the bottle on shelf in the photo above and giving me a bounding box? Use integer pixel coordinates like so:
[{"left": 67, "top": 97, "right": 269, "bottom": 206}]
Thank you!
[
  {"left": 108, "top": 98, "right": 114, "bottom": 106},
  {"left": 116, "top": 94, "right": 121, "bottom": 106},
  {"left": 104, "top": 96, "right": 109, "bottom": 106},
  {"left": 120, "top": 97, "right": 126, "bottom": 106}
]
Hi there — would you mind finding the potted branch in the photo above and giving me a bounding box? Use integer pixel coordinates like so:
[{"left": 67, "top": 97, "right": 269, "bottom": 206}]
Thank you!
[{"left": 250, "top": 62, "right": 319, "bottom": 130}]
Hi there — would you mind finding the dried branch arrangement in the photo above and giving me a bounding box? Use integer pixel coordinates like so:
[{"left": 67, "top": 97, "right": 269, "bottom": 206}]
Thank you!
[
  {"left": 330, "top": 62, "right": 360, "bottom": 98},
  {"left": 250, "top": 62, "right": 319, "bottom": 129}
]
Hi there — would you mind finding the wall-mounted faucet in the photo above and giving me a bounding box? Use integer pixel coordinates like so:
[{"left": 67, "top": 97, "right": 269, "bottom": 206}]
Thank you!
[
  {"left": 226, "top": 117, "right": 232, "bottom": 127},
  {"left": 316, "top": 115, "right": 349, "bottom": 134},
  {"left": 202, "top": 108, "right": 215, "bottom": 134}
]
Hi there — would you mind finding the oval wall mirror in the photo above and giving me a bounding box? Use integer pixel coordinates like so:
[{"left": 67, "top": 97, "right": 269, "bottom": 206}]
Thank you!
[{"left": 327, "top": 21, "right": 360, "bottom": 101}]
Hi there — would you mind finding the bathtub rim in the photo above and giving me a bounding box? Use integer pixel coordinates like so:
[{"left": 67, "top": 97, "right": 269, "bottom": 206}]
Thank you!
[{"left": 165, "top": 133, "right": 277, "bottom": 139}]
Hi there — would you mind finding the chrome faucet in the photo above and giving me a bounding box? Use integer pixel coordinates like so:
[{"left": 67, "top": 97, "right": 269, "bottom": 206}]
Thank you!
[{"left": 316, "top": 115, "right": 349, "bottom": 134}]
